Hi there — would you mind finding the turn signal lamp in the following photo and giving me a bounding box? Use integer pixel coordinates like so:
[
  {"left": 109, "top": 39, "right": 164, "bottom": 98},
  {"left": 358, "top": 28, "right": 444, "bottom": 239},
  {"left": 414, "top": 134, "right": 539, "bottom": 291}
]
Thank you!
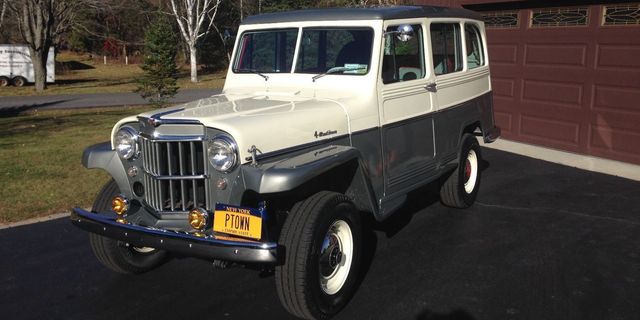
[
  {"left": 112, "top": 195, "right": 129, "bottom": 223},
  {"left": 189, "top": 208, "right": 209, "bottom": 231}
]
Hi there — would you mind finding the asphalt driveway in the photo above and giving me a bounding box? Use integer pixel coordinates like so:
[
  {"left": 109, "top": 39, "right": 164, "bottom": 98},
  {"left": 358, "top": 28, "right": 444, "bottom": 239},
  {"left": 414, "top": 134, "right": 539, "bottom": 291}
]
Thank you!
[
  {"left": 0, "top": 148, "right": 638, "bottom": 320},
  {"left": 0, "top": 88, "right": 222, "bottom": 114}
]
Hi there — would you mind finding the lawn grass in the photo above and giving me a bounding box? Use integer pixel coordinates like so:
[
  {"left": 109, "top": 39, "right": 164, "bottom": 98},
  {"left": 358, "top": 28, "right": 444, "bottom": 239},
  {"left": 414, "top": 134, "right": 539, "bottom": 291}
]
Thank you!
[
  {"left": 0, "top": 106, "right": 154, "bottom": 223},
  {"left": 0, "top": 51, "right": 226, "bottom": 97}
]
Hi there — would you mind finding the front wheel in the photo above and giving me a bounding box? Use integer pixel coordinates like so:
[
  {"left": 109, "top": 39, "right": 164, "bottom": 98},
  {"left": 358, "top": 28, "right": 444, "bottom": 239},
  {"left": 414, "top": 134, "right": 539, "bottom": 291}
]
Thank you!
[
  {"left": 276, "top": 191, "right": 362, "bottom": 320},
  {"left": 440, "top": 133, "right": 482, "bottom": 208},
  {"left": 89, "top": 180, "right": 167, "bottom": 274}
]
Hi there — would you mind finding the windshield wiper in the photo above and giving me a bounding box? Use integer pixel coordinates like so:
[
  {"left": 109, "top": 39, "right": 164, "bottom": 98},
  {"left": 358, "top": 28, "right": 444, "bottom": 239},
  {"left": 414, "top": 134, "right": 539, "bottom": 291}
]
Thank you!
[
  {"left": 245, "top": 69, "right": 269, "bottom": 81},
  {"left": 312, "top": 66, "right": 366, "bottom": 82}
]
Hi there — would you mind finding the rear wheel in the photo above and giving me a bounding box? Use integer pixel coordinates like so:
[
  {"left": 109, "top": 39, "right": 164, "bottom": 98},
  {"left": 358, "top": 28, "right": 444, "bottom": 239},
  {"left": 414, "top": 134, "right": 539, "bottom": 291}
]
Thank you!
[
  {"left": 0, "top": 76, "right": 9, "bottom": 87},
  {"left": 89, "top": 180, "right": 167, "bottom": 274},
  {"left": 440, "top": 134, "right": 482, "bottom": 208},
  {"left": 12, "top": 76, "right": 26, "bottom": 87},
  {"left": 276, "top": 191, "right": 362, "bottom": 320}
]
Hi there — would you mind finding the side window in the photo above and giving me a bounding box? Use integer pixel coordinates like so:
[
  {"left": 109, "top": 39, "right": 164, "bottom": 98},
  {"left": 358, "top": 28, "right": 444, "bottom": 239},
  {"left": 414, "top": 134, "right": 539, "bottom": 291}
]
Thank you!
[
  {"left": 381, "top": 24, "right": 425, "bottom": 84},
  {"left": 465, "top": 24, "right": 485, "bottom": 69},
  {"left": 430, "top": 23, "right": 463, "bottom": 75},
  {"left": 296, "top": 28, "right": 373, "bottom": 74}
]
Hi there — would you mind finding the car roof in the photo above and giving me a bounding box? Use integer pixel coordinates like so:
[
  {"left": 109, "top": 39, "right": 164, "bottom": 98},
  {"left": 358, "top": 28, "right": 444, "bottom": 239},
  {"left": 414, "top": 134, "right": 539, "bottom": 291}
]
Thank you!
[{"left": 241, "top": 6, "right": 482, "bottom": 25}]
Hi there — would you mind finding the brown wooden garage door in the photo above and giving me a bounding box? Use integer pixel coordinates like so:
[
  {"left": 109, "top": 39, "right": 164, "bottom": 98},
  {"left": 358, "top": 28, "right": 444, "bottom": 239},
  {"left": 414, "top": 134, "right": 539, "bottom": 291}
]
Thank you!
[{"left": 479, "top": 3, "right": 640, "bottom": 165}]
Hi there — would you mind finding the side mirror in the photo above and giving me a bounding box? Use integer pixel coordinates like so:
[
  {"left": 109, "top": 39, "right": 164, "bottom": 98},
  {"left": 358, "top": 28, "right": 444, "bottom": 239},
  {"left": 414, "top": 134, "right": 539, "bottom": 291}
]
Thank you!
[
  {"left": 383, "top": 24, "right": 414, "bottom": 42},
  {"left": 395, "top": 25, "right": 414, "bottom": 42}
]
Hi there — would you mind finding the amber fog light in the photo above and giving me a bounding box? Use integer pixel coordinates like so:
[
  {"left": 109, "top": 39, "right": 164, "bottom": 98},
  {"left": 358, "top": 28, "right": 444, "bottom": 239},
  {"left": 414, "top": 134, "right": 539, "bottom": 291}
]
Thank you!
[
  {"left": 112, "top": 195, "right": 129, "bottom": 216},
  {"left": 189, "top": 208, "right": 209, "bottom": 231}
]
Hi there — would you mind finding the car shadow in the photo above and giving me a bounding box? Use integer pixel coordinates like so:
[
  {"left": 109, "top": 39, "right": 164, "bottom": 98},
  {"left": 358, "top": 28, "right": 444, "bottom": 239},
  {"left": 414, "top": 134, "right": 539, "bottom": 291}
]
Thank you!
[
  {"left": 416, "top": 308, "right": 477, "bottom": 320},
  {"left": 0, "top": 99, "right": 70, "bottom": 117},
  {"left": 372, "top": 155, "right": 492, "bottom": 239}
]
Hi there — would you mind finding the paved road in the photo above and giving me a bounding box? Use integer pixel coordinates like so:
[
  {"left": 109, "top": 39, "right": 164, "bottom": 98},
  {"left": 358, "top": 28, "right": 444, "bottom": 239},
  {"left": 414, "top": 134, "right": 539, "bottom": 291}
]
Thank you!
[
  {"left": 0, "top": 88, "right": 222, "bottom": 113},
  {"left": 1, "top": 148, "right": 639, "bottom": 320}
]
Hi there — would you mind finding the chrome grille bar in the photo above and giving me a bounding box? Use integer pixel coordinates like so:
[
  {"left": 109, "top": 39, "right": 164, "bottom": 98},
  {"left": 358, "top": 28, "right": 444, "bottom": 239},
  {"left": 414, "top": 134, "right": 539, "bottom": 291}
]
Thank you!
[{"left": 140, "top": 136, "right": 208, "bottom": 214}]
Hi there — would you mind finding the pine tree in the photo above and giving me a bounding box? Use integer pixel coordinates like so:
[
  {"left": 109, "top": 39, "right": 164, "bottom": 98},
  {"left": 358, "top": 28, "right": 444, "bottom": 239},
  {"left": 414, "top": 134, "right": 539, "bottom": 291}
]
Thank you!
[{"left": 136, "top": 14, "right": 179, "bottom": 108}]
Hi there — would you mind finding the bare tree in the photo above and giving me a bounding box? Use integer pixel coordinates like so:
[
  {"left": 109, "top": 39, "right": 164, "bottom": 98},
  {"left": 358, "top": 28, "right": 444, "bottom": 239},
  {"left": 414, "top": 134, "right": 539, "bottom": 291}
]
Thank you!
[
  {"left": 6, "top": 0, "right": 100, "bottom": 91},
  {"left": 0, "top": 1, "right": 5, "bottom": 29},
  {"left": 169, "top": 0, "right": 222, "bottom": 83}
]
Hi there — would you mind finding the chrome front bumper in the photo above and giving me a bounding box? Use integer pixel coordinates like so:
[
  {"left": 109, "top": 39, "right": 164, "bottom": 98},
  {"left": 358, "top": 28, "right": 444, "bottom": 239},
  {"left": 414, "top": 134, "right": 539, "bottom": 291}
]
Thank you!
[{"left": 70, "top": 208, "right": 279, "bottom": 264}]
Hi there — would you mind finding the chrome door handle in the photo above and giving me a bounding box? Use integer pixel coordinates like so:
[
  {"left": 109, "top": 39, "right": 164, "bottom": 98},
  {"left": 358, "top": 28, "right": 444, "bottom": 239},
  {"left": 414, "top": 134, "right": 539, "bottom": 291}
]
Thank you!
[{"left": 425, "top": 82, "right": 437, "bottom": 92}]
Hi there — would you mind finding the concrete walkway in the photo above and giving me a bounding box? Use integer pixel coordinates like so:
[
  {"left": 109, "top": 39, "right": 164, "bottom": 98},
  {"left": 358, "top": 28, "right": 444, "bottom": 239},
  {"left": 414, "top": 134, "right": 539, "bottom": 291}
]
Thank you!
[{"left": 0, "top": 88, "right": 222, "bottom": 113}]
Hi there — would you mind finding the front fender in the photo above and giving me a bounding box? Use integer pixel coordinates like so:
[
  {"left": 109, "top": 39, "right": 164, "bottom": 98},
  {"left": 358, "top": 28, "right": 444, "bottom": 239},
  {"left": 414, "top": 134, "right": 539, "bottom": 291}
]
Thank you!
[
  {"left": 82, "top": 142, "right": 131, "bottom": 195},
  {"left": 242, "top": 145, "right": 378, "bottom": 215}
]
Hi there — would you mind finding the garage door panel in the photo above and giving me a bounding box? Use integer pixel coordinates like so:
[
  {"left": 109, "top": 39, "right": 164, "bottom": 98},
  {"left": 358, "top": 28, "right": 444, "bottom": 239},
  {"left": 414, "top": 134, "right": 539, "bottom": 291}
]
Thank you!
[
  {"left": 593, "top": 85, "right": 640, "bottom": 114},
  {"left": 488, "top": 43, "right": 518, "bottom": 64},
  {"left": 492, "top": 77, "right": 516, "bottom": 98},
  {"left": 596, "top": 44, "right": 640, "bottom": 70},
  {"left": 593, "top": 68, "right": 640, "bottom": 88},
  {"left": 469, "top": 2, "right": 640, "bottom": 165},
  {"left": 521, "top": 67, "right": 591, "bottom": 82},
  {"left": 519, "top": 114, "right": 580, "bottom": 146},
  {"left": 524, "top": 43, "right": 588, "bottom": 67},
  {"left": 589, "top": 124, "right": 640, "bottom": 163},
  {"left": 522, "top": 79, "right": 584, "bottom": 109},
  {"left": 494, "top": 110, "right": 513, "bottom": 134}
]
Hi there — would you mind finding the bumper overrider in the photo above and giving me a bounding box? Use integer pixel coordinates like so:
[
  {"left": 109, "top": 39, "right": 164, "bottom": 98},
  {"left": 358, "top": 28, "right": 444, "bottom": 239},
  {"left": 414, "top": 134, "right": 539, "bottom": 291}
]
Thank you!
[
  {"left": 484, "top": 125, "right": 501, "bottom": 143},
  {"left": 70, "top": 208, "right": 279, "bottom": 264}
]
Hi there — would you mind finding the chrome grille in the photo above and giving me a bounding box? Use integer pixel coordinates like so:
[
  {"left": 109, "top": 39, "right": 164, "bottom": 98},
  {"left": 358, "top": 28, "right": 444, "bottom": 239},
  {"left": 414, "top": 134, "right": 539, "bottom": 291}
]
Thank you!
[{"left": 141, "top": 137, "right": 209, "bottom": 213}]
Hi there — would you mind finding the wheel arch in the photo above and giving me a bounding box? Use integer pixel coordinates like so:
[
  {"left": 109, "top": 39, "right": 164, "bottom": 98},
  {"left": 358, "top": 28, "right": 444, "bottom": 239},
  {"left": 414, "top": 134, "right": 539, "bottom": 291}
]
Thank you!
[
  {"left": 82, "top": 141, "right": 132, "bottom": 196},
  {"left": 241, "top": 145, "right": 379, "bottom": 216}
]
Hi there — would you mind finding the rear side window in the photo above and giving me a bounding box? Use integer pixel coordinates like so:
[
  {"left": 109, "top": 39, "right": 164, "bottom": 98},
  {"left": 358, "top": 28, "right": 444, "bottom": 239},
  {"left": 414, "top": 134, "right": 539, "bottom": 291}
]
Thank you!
[
  {"left": 465, "top": 24, "right": 485, "bottom": 69},
  {"left": 381, "top": 24, "right": 425, "bottom": 84},
  {"left": 430, "top": 23, "right": 463, "bottom": 75}
]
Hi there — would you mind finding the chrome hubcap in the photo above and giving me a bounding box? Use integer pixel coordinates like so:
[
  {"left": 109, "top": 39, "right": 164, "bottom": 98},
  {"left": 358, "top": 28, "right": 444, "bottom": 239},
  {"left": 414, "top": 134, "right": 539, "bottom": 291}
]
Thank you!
[
  {"left": 319, "top": 220, "right": 353, "bottom": 295},
  {"left": 320, "top": 234, "right": 342, "bottom": 278}
]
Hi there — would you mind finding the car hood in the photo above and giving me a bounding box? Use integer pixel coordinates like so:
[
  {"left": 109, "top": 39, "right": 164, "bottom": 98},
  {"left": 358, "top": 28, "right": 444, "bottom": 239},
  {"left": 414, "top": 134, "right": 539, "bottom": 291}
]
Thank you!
[{"left": 130, "top": 93, "right": 350, "bottom": 163}]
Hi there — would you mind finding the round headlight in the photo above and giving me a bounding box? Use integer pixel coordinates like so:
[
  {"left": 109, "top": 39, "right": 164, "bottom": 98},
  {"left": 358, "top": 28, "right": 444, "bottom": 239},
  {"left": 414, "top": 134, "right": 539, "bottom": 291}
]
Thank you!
[
  {"left": 208, "top": 136, "right": 237, "bottom": 172},
  {"left": 115, "top": 127, "right": 139, "bottom": 160}
]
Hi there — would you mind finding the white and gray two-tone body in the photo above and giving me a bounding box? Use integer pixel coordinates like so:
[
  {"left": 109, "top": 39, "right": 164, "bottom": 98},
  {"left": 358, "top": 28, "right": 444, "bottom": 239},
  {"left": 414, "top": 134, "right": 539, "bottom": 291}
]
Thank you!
[{"left": 72, "top": 6, "right": 499, "bottom": 264}]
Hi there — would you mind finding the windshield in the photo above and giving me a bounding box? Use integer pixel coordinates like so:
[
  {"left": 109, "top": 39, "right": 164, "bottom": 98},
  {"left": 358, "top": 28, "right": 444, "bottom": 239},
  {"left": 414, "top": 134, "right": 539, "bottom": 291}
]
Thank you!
[
  {"left": 232, "top": 27, "right": 374, "bottom": 77},
  {"left": 295, "top": 28, "right": 373, "bottom": 75},
  {"left": 233, "top": 29, "right": 298, "bottom": 73}
]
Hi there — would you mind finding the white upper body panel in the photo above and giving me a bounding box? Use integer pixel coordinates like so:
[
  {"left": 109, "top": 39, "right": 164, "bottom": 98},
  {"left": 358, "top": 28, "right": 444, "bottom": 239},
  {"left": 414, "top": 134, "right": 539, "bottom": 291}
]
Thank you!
[{"left": 111, "top": 9, "right": 491, "bottom": 165}]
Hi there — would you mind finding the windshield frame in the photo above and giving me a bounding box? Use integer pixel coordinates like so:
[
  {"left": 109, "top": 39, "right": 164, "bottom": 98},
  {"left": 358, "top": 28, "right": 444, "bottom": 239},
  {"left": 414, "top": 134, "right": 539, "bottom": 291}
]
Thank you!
[
  {"left": 231, "top": 26, "right": 375, "bottom": 77},
  {"left": 232, "top": 28, "right": 299, "bottom": 75}
]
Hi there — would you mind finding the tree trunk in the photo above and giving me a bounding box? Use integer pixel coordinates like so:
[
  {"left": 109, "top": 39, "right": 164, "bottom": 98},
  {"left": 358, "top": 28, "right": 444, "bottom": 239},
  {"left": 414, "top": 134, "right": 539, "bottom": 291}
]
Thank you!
[
  {"left": 29, "top": 46, "right": 49, "bottom": 92},
  {"left": 190, "top": 45, "right": 198, "bottom": 83}
]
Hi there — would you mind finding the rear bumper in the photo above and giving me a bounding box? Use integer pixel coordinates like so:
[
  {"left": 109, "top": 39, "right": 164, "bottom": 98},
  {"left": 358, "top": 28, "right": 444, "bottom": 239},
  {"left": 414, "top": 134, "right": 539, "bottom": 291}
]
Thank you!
[
  {"left": 70, "top": 208, "right": 279, "bottom": 264},
  {"left": 484, "top": 125, "right": 501, "bottom": 143}
]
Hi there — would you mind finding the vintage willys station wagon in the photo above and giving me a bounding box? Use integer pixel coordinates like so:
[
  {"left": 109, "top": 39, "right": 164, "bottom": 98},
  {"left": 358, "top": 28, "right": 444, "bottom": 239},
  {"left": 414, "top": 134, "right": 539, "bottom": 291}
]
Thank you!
[{"left": 71, "top": 5, "right": 499, "bottom": 319}]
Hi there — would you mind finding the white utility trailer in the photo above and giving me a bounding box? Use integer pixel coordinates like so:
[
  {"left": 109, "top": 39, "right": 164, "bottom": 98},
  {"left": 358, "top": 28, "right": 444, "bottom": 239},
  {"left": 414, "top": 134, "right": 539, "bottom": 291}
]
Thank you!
[{"left": 0, "top": 44, "right": 55, "bottom": 87}]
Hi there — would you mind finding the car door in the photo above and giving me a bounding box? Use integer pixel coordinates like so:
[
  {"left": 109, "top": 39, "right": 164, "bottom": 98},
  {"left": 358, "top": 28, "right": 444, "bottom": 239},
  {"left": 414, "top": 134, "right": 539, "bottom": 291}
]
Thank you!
[
  {"left": 428, "top": 21, "right": 491, "bottom": 160},
  {"left": 378, "top": 20, "right": 438, "bottom": 196}
]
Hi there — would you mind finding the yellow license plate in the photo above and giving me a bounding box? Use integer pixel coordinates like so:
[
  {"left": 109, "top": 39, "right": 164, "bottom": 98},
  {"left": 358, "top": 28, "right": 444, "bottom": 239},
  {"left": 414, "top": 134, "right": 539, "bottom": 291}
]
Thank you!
[{"left": 213, "top": 204, "right": 262, "bottom": 240}]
